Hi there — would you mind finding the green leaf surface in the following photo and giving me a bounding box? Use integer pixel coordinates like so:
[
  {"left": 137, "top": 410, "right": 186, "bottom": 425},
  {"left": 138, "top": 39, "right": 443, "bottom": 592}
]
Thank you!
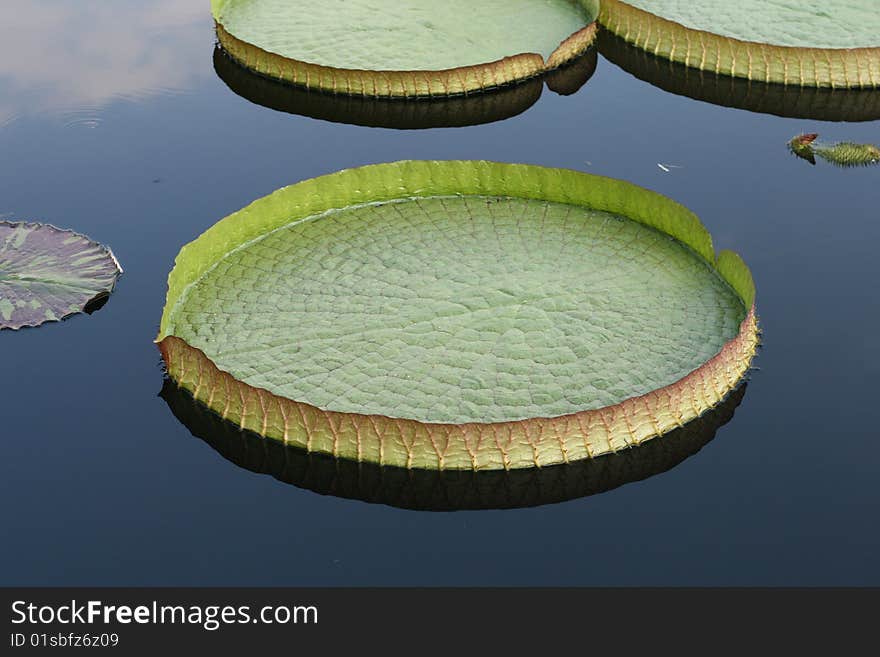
[
  {"left": 0, "top": 222, "right": 121, "bottom": 331},
  {"left": 161, "top": 165, "right": 747, "bottom": 425},
  {"left": 622, "top": 0, "right": 880, "bottom": 49},
  {"left": 212, "top": 0, "right": 595, "bottom": 71}
]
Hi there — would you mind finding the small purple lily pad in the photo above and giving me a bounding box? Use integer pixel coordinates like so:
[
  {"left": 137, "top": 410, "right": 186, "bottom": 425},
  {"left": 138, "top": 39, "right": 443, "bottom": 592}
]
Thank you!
[{"left": 0, "top": 221, "right": 122, "bottom": 330}]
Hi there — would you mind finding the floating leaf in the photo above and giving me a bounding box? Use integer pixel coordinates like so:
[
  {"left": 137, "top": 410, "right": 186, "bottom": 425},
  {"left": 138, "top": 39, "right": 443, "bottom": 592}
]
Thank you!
[
  {"left": 157, "top": 161, "right": 758, "bottom": 471},
  {"left": 211, "top": 0, "right": 599, "bottom": 97},
  {"left": 0, "top": 221, "right": 122, "bottom": 331},
  {"left": 789, "top": 133, "right": 880, "bottom": 167},
  {"left": 600, "top": 0, "right": 880, "bottom": 87},
  {"left": 162, "top": 379, "right": 747, "bottom": 510}
]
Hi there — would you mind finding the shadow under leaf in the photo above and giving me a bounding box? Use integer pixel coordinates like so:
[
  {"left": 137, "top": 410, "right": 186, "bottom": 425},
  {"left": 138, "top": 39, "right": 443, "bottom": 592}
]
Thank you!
[
  {"left": 598, "top": 30, "right": 880, "bottom": 122},
  {"left": 161, "top": 380, "right": 747, "bottom": 511},
  {"left": 212, "top": 46, "right": 598, "bottom": 129}
]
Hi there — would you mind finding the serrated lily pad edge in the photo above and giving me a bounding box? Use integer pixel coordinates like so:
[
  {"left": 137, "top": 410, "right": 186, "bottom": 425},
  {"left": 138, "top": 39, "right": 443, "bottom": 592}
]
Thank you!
[
  {"left": 211, "top": 0, "right": 600, "bottom": 97},
  {"left": 0, "top": 221, "right": 123, "bottom": 331},
  {"left": 599, "top": 0, "right": 880, "bottom": 88},
  {"left": 157, "top": 160, "right": 758, "bottom": 471}
]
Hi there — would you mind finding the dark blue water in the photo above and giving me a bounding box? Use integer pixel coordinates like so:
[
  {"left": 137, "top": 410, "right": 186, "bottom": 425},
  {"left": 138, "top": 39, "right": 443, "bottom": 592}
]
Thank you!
[{"left": 1, "top": 2, "right": 878, "bottom": 585}]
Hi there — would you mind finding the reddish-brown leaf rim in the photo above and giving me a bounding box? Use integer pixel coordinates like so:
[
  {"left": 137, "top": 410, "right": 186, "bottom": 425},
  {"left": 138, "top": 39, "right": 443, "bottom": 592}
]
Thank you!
[
  {"left": 214, "top": 18, "right": 599, "bottom": 98},
  {"left": 212, "top": 46, "right": 586, "bottom": 129},
  {"left": 161, "top": 378, "right": 748, "bottom": 510}
]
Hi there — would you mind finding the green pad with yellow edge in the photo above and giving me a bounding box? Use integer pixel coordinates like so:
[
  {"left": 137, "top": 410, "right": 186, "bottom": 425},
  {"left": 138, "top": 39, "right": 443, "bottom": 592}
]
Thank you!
[{"left": 158, "top": 161, "right": 758, "bottom": 471}]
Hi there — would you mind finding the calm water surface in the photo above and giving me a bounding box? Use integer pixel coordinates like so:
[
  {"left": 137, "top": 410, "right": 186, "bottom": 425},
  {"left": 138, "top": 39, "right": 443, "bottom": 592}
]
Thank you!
[{"left": 1, "top": 1, "right": 878, "bottom": 585}]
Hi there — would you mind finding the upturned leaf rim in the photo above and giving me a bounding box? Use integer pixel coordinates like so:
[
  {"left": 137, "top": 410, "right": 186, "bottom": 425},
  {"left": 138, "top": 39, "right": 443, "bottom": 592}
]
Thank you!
[
  {"left": 157, "top": 160, "right": 758, "bottom": 471},
  {"left": 599, "top": 0, "right": 880, "bottom": 88},
  {"left": 211, "top": 0, "right": 600, "bottom": 97}
]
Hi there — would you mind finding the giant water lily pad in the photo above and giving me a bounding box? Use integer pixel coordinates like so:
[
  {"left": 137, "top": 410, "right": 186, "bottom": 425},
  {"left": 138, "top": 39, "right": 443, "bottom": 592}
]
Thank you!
[
  {"left": 211, "top": 0, "right": 599, "bottom": 97},
  {"left": 157, "top": 161, "right": 758, "bottom": 471},
  {"left": 0, "top": 221, "right": 122, "bottom": 331},
  {"left": 162, "top": 378, "right": 747, "bottom": 510},
  {"left": 600, "top": 0, "right": 880, "bottom": 87}
]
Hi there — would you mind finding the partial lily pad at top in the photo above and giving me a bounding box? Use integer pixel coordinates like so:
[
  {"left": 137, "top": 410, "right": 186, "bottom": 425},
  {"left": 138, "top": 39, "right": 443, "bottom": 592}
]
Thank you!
[
  {"left": 157, "top": 161, "right": 758, "bottom": 471},
  {"left": 212, "top": 0, "right": 599, "bottom": 97},
  {"left": 0, "top": 222, "right": 122, "bottom": 330},
  {"left": 600, "top": 0, "right": 880, "bottom": 87}
]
